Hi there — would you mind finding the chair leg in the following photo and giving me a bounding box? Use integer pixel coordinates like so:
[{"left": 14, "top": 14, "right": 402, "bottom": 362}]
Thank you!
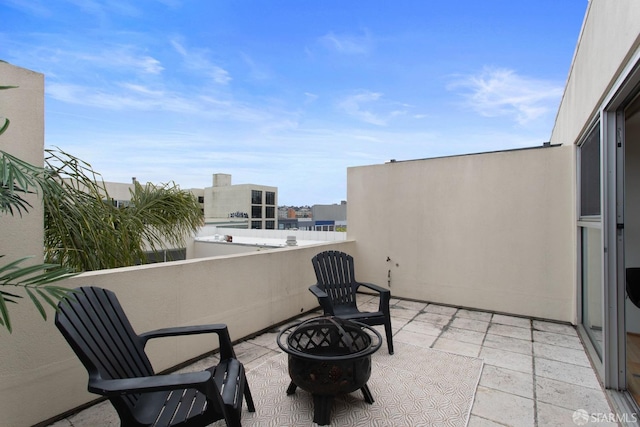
[
  {"left": 244, "top": 374, "right": 256, "bottom": 412},
  {"left": 384, "top": 318, "right": 394, "bottom": 354},
  {"left": 224, "top": 408, "right": 242, "bottom": 427}
]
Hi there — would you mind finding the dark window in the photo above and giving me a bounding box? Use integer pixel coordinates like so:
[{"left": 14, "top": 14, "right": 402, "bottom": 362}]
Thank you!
[
  {"left": 251, "top": 220, "right": 262, "bottom": 229},
  {"left": 141, "top": 248, "right": 187, "bottom": 264},
  {"left": 252, "top": 205, "right": 262, "bottom": 218},
  {"left": 266, "top": 206, "right": 275, "bottom": 218},
  {"left": 197, "top": 196, "right": 204, "bottom": 203},
  {"left": 251, "top": 190, "right": 262, "bottom": 205},
  {"left": 265, "top": 220, "right": 275, "bottom": 229},
  {"left": 266, "top": 191, "right": 275, "bottom": 205},
  {"left": 580, "top": 123, "right": 601, "bottom": 217}
]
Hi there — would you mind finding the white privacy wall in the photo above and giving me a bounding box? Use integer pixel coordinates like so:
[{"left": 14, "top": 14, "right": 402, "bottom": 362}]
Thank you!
[{"left": 347, "top": 145, "right": 576, "bottom": 323}]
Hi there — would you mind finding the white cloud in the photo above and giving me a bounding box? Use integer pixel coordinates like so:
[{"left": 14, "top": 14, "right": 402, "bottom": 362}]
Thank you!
[
  {"left": 338, "top": 91, "right": 386, "bottom": 125},
  {"left": 337, "top": 91, "right": 413, "bottom": 126},
  {"left": 304, "top": 92, "right": 319, "bottom": 105},
  {"left": 449, "top": 67, "right": 563, "bottom": 125},
  {"left": 240, "top": 52, "right": 270, "bottom": 81},
  {"left": 3, "top": 0, "right": 52, "bottom": 17},
  {"left": 319, "top": 30, "right": 373, "bottom": 55},
  {"left": 171, "top": 38, "right": 231, "bottom": 85},
  {"left": 105, "top": 49, "right": 164, "bottom": 74}
]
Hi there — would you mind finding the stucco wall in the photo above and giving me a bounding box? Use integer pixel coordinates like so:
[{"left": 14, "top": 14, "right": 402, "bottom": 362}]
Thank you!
[
  {"left": 347, "top": 145, "right": 576, "bottom": 322},
  {"left": 0, "top": 61, "right": 45, "bottom": 265},
  {"left": 0, "top": 241, "right": 354, "bottom": 426},
  {"left": 550, "top": 0, "right": 640, "bottom": 146}
]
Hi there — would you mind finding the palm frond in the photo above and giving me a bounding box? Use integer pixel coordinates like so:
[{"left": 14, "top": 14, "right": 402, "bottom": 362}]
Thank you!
[
  {"left": 0, "top": 255, "right": 76, "bottom": 333},
  {"left": 0, "top": 150, "right": 44, "bottom": 216}
]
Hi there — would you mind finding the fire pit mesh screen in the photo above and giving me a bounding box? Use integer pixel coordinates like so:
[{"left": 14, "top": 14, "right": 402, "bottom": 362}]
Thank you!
[{"left": 287, "top": 317, "right": 371, "bottom": 356}]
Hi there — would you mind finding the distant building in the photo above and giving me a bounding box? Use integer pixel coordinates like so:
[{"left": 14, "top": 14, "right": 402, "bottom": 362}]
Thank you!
[
  {"left": 203, "top": 173, "right": 278, "bottom": 230},
  {"left": 312, "top": 201, "right": 347, "bottom": 231}
]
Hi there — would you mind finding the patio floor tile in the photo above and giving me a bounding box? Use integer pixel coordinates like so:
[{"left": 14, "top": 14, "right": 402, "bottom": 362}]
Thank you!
[
  {"left": 456, "top": 309, "right": 493, "bottom": 322},
  {"left": 479, "top": 346, "right": 533, "bottom": 374},
  {"left": 424, "top": 303, "right": 458, "bottom": 316},
  {"left": 533, "top": 341, "right": 592, "bottom": 367},
  {"left": 487, "top": 323, "right": 532, "bottom": 341},
  {"left": 532, "top": 319, "right": 578, "bottom": 336},
  {"left": 394, "top": 329, "right": 438, "bottom": 348},
  {"left": 413, "top": 311, "right": 453, "bottom": 327},
  {"left": 483, "top": 333, "right": 532, "bottom": 355},
  {"left": 491, "top": 314, "right": 531, "bottom": 329},
  {"left": 440, "top": 326, "right": 486, "bottom": 345},
  {"left": 534, "top": 358, "right": 601, "bottom": 390},
  {"left": 533, "top": 330, "right": 584, "bottom": 350},
  {"left": 432, "top": 337, "right": 482, "bottom": 357},
  {"left": 471, "top": 386, "right": 535, "bottom": 427},
  {"left": 479, "top": 364, "right": 534, "bottom": 399},
  {"left": 400, "top": 318, "right": 444, "bottom": 336},
  {"left": 450, "top": 316, "right": 490, "bottom": 333},
  {"left": 535, "top": 376, "right": 612, "bottom": 413}
]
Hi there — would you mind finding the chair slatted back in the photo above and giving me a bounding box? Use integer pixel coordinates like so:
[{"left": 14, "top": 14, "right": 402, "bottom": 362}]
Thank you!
[
  {"left": 55, "top": 287, "right": 154, "bottom": 413},
  {"left": 311, "top": 251, "right": 358, "bottom": 305}
]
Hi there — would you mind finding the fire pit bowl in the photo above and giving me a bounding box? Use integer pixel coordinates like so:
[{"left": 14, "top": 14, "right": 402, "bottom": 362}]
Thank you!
[{"left": 277, "top": 316, "right": 382, "bottom": 425}]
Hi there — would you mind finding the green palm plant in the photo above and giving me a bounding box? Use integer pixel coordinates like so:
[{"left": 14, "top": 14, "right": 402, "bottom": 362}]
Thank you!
[
  {"left": 1, "top": 80, "right": 203, "bottom": 331},
  {"left": 42, "top": 148, "right": 204, "bottom": 271}
]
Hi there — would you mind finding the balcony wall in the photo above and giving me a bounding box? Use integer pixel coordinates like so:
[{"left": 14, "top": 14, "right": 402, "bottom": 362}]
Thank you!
[
  {"left": 347, "top": 145, "right": 576, "bottom": 323},
  {"left": 0, "top": 241, "right": 354, "bottom": 427},
  {"left": 0, "top": 62, "right": 45, "bottom": 266}
]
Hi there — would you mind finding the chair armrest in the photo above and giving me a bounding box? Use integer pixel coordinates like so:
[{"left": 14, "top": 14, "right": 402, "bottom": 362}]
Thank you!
[
  {"left": 359, "top": 282, "right": 390, "bottom": 295},
  {"left": 89, "top": 371, "right": 213, "bottom": 396},
  {"left": 358, "top": 282, "right": 391, "bottom": 312},
  {"left": 139, "top": 324, "right": 236, "bottom": 360},
  {"left": 309, "top": 284, "right": 335, "bottom": 315},
  {"left": 309, "top": 284, "right": 328, "bottom": 299}
]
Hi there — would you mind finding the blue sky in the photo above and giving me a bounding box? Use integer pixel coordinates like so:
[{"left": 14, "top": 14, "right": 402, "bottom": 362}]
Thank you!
[{"left": 1, "top": 0, "right": 587, "bottom": 206}]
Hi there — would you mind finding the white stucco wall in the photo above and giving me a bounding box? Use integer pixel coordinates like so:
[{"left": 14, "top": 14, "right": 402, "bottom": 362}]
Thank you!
[
  {"left": 347, "top": 145, "right": 576, "bottom": 322},
  {"left": 0, "top": 61, "right": 45, "bottom": 265},
  {"left": 550, "top": 0, "right": 640, "bottom": 146}
]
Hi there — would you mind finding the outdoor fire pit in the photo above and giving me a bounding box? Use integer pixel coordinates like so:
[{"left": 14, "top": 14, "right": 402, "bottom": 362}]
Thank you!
[{"left": 277, "top": 316, "right": 382, "bottom": 425}]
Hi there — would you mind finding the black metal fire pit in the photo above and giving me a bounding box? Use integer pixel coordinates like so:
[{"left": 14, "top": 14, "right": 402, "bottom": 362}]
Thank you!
[{"left": 277, "top": 316, "right": 382, "bottom": 425}]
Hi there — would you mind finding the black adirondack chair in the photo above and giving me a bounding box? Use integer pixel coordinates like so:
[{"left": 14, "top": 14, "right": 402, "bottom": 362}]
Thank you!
[
  {"left": 55, "top": 286, "right": 255, "bottom": 427},
  {"left": 310, "top": 250, "right": 394, "bottom": 354}
]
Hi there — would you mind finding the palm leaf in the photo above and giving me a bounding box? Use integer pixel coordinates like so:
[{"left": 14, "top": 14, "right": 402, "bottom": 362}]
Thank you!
[
  {"left": 0, "top": 255, "right": 76, "bottom": 333},
  {"left": 0, "top": 117, "right": 9, "bottom": 136}
]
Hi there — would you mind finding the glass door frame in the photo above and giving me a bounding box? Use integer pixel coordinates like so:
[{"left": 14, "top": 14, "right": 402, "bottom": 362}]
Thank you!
[
  {"left": 577, "top": 117, "right": 605, "bottom": 381},
  {"left": 601, "top": 54, "right": 640, "bottom": 395}
]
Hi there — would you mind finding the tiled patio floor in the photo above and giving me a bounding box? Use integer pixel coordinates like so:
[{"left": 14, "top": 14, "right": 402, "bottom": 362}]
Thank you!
[{"left": 48, "top": 296, "right": 619, "bottom": 427}]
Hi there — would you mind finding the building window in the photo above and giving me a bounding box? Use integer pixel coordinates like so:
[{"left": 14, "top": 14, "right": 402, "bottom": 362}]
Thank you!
[
  {"left": 577, "top": 120, "right": 602, "bottom": 361},
  {"left": 251, "top": 190, "right": 262, "bottom": 205},
  {"left": 252, "top": 205, "right": 262, "bottom": 218},
  {"left": 266, "top": 191, "right": 275, "bottom": 205},
  {"left": 265, "top": 220, "right": 275, "bottom": 229},
  {"left": 266, "top": 206, "right": 275, "bottom": 218},
  {"left": 580, "top": 122, "right": 601, "bottom": 217},
  {"left": 251, "top": 221, "right": 262, "bottom": 229},
  {"left": 197, "top": 196, "right": 204, "bottom": 203}
]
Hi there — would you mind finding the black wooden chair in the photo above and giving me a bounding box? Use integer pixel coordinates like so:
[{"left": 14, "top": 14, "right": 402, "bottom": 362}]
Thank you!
[
  {"left": 627, "top": 268, "right": 640, "bottom": 308},
  {"left": 310, "top": 250, "right": 394, "bottom": 354},
  {"left": 55, "top": 286, "right": 255, "bottom": 427}
]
